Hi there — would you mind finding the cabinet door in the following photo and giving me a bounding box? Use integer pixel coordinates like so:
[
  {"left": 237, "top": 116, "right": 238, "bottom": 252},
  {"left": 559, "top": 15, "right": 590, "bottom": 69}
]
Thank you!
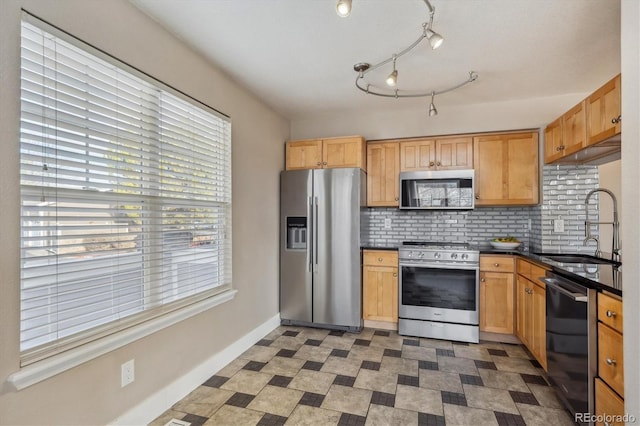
[
  {"left": 286, "top": 140, "right": 323, "bottom": 170},
  {"left": 505, "top": 132, "right": 539, "bottom": 205},
  {"left": 532, "top": 283, "right": 547, "bottom": 371},
  {"left": 473, "top": 135, "right": 505, "bottom": 204},
  {"left": 480, "top": 272, "right": 514, "bottom": 334},
  {"left": 323, "top": 137, "right": 366, "bottom": 170},
  {"left": 516, "top": 276, "right": 529, "bottom": 346},
  {"left": 367, "top": 142, "right": 400, "bottom": 207},
  {"left": 363, "top": 265, "right": 398, "bottom": 323},
  {"left": 400, "top": 139, "right": 436, "bottom": 171},
  {"left": 544, "top": 117, "right": 563, "bottom": 164},
  {"left": 595, "top": 378, "right": 625, "bottom": 426},
  {"left": 436, "top": 137, "right": 473, "bottom": 170},
  {"left": 587, "top": 74, "right": 621, "bottom": 145},
  {"left": 562, "top": 100, "right": 586, "bottom": 156}
]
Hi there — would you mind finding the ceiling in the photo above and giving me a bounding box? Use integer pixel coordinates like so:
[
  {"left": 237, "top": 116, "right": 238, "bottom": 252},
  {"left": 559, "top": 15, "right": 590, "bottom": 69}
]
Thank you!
[{"left": 131, "top": 0, "right": 621, "bottom": 120}]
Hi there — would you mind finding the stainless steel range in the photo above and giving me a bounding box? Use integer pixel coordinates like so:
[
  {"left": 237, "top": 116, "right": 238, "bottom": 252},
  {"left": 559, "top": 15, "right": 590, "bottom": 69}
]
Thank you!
[{"left": 398, "top": 241, "right": 480, "bottom": 343}]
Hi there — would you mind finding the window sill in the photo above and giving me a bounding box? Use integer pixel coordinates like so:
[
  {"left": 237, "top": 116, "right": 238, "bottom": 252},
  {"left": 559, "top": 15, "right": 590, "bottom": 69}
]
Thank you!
[{"left": 7, "top": 289, "right": 237, "bottom": 391}]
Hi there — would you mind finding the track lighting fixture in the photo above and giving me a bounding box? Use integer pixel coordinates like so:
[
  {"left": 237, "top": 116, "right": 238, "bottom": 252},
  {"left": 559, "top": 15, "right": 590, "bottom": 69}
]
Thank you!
[
  {"left": 386, "top": 56, "right": 398, "bottom": 87},
  {"left": 336, "top": 0, "right": 352, "bottom": 18},
  {"left": 428, "top": 92, "right": 438, "bottom": 117},
  {"left": 339, "top": 0, "right": 478, "bottom": 116}
]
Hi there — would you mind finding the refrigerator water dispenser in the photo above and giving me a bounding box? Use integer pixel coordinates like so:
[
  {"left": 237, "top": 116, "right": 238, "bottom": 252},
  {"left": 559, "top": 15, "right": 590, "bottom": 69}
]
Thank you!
[{"left": 286, "top": 217, "right": 307, "bottom": 250}]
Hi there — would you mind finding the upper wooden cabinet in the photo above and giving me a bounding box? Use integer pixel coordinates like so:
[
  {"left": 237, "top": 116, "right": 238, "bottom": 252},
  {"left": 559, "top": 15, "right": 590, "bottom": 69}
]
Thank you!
[
  {"left": 587, "top": 74, "right": 621, "bottom": 145},
  {"left": 286, "top": 136, "right": 366, "bottom": 171},
  {"left": 473, "top": 132, "right": 539, "bottom": 206},
  {"left": 544, "top": 100, "right": 588, "bottom": 164},
  {"left": 400, "top": 137, "right": 472, "bottom": 171},
  {"left": 544, "top": 74, "right": 621, "bottom": 165},
  {"left": 367, "top": 142, "right": 400, "bottom": 207}
]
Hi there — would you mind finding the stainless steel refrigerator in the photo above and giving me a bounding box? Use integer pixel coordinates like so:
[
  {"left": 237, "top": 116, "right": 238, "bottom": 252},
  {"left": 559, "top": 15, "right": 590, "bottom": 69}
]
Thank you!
[{"left": 280, "top": 168, "right": 365, "bottom": 331}]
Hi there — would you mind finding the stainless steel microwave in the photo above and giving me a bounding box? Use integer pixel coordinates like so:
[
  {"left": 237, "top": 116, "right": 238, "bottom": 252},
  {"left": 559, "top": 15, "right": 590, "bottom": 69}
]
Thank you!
[{"left": 399, "top": 169, "right": 475, "bottom": 210}]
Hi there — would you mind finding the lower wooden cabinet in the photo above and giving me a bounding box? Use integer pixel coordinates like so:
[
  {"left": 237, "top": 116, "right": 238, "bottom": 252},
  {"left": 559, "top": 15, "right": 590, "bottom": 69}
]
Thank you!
[
  {"left": 515, "top": 258, "right": 548, "bottom": 371},
  {"left": 479, "top": 255, "right": 515, "bottom": 334},
  {"left": 363, "top": 250, "right": 398, "bottom": 326},
  {"left": 595, "top": 378, "right": 625, "bottom": 426}
]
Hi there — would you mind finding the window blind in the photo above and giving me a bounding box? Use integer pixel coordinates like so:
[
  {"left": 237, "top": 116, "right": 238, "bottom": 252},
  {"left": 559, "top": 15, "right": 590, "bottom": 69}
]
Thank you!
[{"left": 19, "top": 16, "right": 232, "bottom": 364}]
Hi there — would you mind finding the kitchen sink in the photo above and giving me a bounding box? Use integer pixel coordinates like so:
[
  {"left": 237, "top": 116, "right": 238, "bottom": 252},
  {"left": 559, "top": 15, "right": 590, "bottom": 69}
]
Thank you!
[{"left": 535, "top": 253, "right": 621, "bottom": 266}]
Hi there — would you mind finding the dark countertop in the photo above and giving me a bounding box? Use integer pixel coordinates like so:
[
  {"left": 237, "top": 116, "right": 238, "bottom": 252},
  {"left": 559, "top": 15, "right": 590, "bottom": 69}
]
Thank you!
[
  {"left": 362, "top": 243, "right": 623, "bottom": 296},
  {"left": 361, "top": 244, "right": 400, "bottom": 251},
  {"left": 480, "top": 246, "right": 622, "bottom": 296}
]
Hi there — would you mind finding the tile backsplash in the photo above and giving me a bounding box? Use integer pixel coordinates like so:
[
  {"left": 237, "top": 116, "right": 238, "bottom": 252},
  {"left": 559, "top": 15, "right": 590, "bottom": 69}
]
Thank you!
[{"left": 362, "top": 164, "right": 600, "bottom": 252}]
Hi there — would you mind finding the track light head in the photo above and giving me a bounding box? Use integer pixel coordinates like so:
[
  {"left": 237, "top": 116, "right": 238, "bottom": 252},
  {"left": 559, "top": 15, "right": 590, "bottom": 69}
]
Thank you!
[
  {"left": 427, "top": 29, "right": 444, "bottom": 49},
  {"left": 336, "top": 0, "right": 352, "bottom": 17},
  {"left": 428, "top": 92, "right": 438, "bottom": 116},
  {"left": 385, "top": 69, "right": 398, "bottom": 87}
]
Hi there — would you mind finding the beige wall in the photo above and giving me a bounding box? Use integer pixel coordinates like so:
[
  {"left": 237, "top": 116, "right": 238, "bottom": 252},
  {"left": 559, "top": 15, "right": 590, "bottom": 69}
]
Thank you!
[
  {"left": 290, "top": 93, "right": 589, "bottom": 141},
  {"left": 0, "top": 0, "right": 289, "bottom": 424}
]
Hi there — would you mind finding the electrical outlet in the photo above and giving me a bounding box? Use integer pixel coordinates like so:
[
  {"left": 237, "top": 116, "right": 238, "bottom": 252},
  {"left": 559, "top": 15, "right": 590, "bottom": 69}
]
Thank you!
[
  {"left": 384, "top": 218, "right": 391, "bottom": 229},
  {"left": 121, "top": 359, "right": 135, "bottom": 387},
  {"left": 553, "top": 219, "right": 565, "bottom": 233}
]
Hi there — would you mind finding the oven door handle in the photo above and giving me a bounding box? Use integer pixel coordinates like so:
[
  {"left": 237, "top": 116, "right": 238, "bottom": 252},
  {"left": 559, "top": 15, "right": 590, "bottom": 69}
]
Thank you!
[
  {"left": 400, "top": 262, "right": 479, "bottom": 271},
  {"left": 542, "top": 278, "right": 588, "bottom": 302}
]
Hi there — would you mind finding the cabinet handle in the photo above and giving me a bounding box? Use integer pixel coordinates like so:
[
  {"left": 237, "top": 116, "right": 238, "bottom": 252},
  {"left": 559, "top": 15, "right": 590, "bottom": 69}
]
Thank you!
[
  {"left": 436, "top": 161, "right": 441, "bottom": 166},
  {"left": 429, "top": 161, "right": 435, "bottom": 167},
  {"left": 480, "top": 278, "right": 485, "bottom": 283},
  {"left": 393, "top": 273, "right": 397, "bottom": 277},
  {"left": 475, "top": 193, "right": 480, "bottom": 200},
  {"left": 323, "top": 161, "right": 327, "bottom": 165},
  {"left": 606, "top": 310, "right": 617, "bottom": 318},
  {"left": 606, "top": 358, "right": 617, "bottom": 366},
  {"left": 317, "top": 162, "right": 322, "bottom": 166},
  {"left": 395, "top": 197, "right": 399, "bottom": 201},
  {"left": 612, "top": 115, "right": 622, "bottom": 124},
  {"left": 494, "top": 263, "right": 499, "bottom": 267},
  {"left": 378, "top": 257, "right": 383, "bottom": 262}
]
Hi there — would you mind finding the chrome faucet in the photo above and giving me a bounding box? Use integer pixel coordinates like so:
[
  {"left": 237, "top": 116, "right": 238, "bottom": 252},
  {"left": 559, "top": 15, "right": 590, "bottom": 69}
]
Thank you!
[{"left": 584, "top": 188, "right": 621, "bottom": 262}]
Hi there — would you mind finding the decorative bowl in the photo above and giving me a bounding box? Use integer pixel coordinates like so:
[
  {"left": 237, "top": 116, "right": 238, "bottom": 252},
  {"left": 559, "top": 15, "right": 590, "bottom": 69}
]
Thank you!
[{"left": 489, "top": 241, "right": 522, "bottom": 249}]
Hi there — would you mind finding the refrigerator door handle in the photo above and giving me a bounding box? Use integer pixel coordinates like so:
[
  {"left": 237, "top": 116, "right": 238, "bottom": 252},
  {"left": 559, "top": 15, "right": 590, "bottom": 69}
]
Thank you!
[
  {"left": 308, "top": 196, "right": 313, "bottom": 272},
  {"left": 314, "top": 196, "right": 319, "bottom": 271}
]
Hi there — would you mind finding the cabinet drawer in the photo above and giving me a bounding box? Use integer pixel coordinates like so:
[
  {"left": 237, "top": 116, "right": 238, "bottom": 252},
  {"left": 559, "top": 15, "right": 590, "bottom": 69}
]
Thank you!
[
  {"left": 595, "top": 378, "right": 624, "bottom": 426},
  {"left": 529, "top": 265, "right": 547, "bottom": 288},
  {"left": 480, "top": 256, "right": 514, "bottom": 273},
  {"left": 363, "top": 250, "right": 398, "bottom": 267},
  {"left": 598, "top": 324, "right": 624, "bottom": 397},
  {"left": 598, "top": 292, "right": 623, "bottom": 334},
  {"left": 516, "top": 258, "right": 531, "bottom": 277}
]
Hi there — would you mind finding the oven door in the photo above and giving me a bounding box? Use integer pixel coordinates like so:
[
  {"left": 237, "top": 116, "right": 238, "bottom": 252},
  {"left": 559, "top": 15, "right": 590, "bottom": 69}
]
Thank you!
[{"left": 399, "top": 262, "right": 479, "bottom": 325}]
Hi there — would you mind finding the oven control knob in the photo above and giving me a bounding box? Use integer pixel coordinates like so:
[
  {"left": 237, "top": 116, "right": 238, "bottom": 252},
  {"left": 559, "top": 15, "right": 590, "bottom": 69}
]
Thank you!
[
  {"left": 434, "top": 252, "right": 441, "bottom": 259},
  {"left": 451, "top": 253, "right": 458, "bottom": 259},
  {"left": 418, "top": 252, "right": 424, "bottom": 258},
  {"left": 461, "top": 253, "right": 468, "bottom": 260}
]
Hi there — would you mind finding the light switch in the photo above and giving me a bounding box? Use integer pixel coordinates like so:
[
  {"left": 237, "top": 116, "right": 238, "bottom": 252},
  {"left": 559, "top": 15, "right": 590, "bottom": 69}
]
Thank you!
[{"left": 384, "top": 218, "right": 391, "bottom": 229}]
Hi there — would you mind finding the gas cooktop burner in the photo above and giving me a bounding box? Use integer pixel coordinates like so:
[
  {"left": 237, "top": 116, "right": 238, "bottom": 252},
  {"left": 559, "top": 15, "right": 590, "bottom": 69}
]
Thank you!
[{"left": 402, "top": 241, "right": 472, "bottom": 250}]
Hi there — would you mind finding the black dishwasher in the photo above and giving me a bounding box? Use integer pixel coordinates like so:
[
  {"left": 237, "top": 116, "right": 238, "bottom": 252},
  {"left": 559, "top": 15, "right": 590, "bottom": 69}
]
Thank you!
[{"left": 543, "top": 271, "right": 597, "bottom": 424}]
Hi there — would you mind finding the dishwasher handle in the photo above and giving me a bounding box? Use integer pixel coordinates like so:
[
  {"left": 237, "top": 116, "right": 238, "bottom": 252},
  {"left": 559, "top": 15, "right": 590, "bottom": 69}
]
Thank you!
[{"left": 542, "top": 278, "right": 588, "bottom": 303}]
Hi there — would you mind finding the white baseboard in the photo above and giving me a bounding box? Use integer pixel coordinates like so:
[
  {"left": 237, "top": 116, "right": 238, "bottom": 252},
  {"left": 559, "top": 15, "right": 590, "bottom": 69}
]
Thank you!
[{"left": 110, "top": 313, "right": 281, "bottom": 425}]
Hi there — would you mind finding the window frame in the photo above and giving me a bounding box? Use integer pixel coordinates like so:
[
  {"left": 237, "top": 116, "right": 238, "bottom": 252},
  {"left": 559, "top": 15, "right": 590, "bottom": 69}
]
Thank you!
[{"left": 15, "top": 12, "right": 234, "bottom": 378}]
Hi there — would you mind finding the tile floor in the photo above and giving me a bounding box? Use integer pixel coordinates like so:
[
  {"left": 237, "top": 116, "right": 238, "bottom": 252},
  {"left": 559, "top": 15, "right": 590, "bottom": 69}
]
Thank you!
[{"left": 150, "top": 326, "right": 575, "bottom": 426}]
